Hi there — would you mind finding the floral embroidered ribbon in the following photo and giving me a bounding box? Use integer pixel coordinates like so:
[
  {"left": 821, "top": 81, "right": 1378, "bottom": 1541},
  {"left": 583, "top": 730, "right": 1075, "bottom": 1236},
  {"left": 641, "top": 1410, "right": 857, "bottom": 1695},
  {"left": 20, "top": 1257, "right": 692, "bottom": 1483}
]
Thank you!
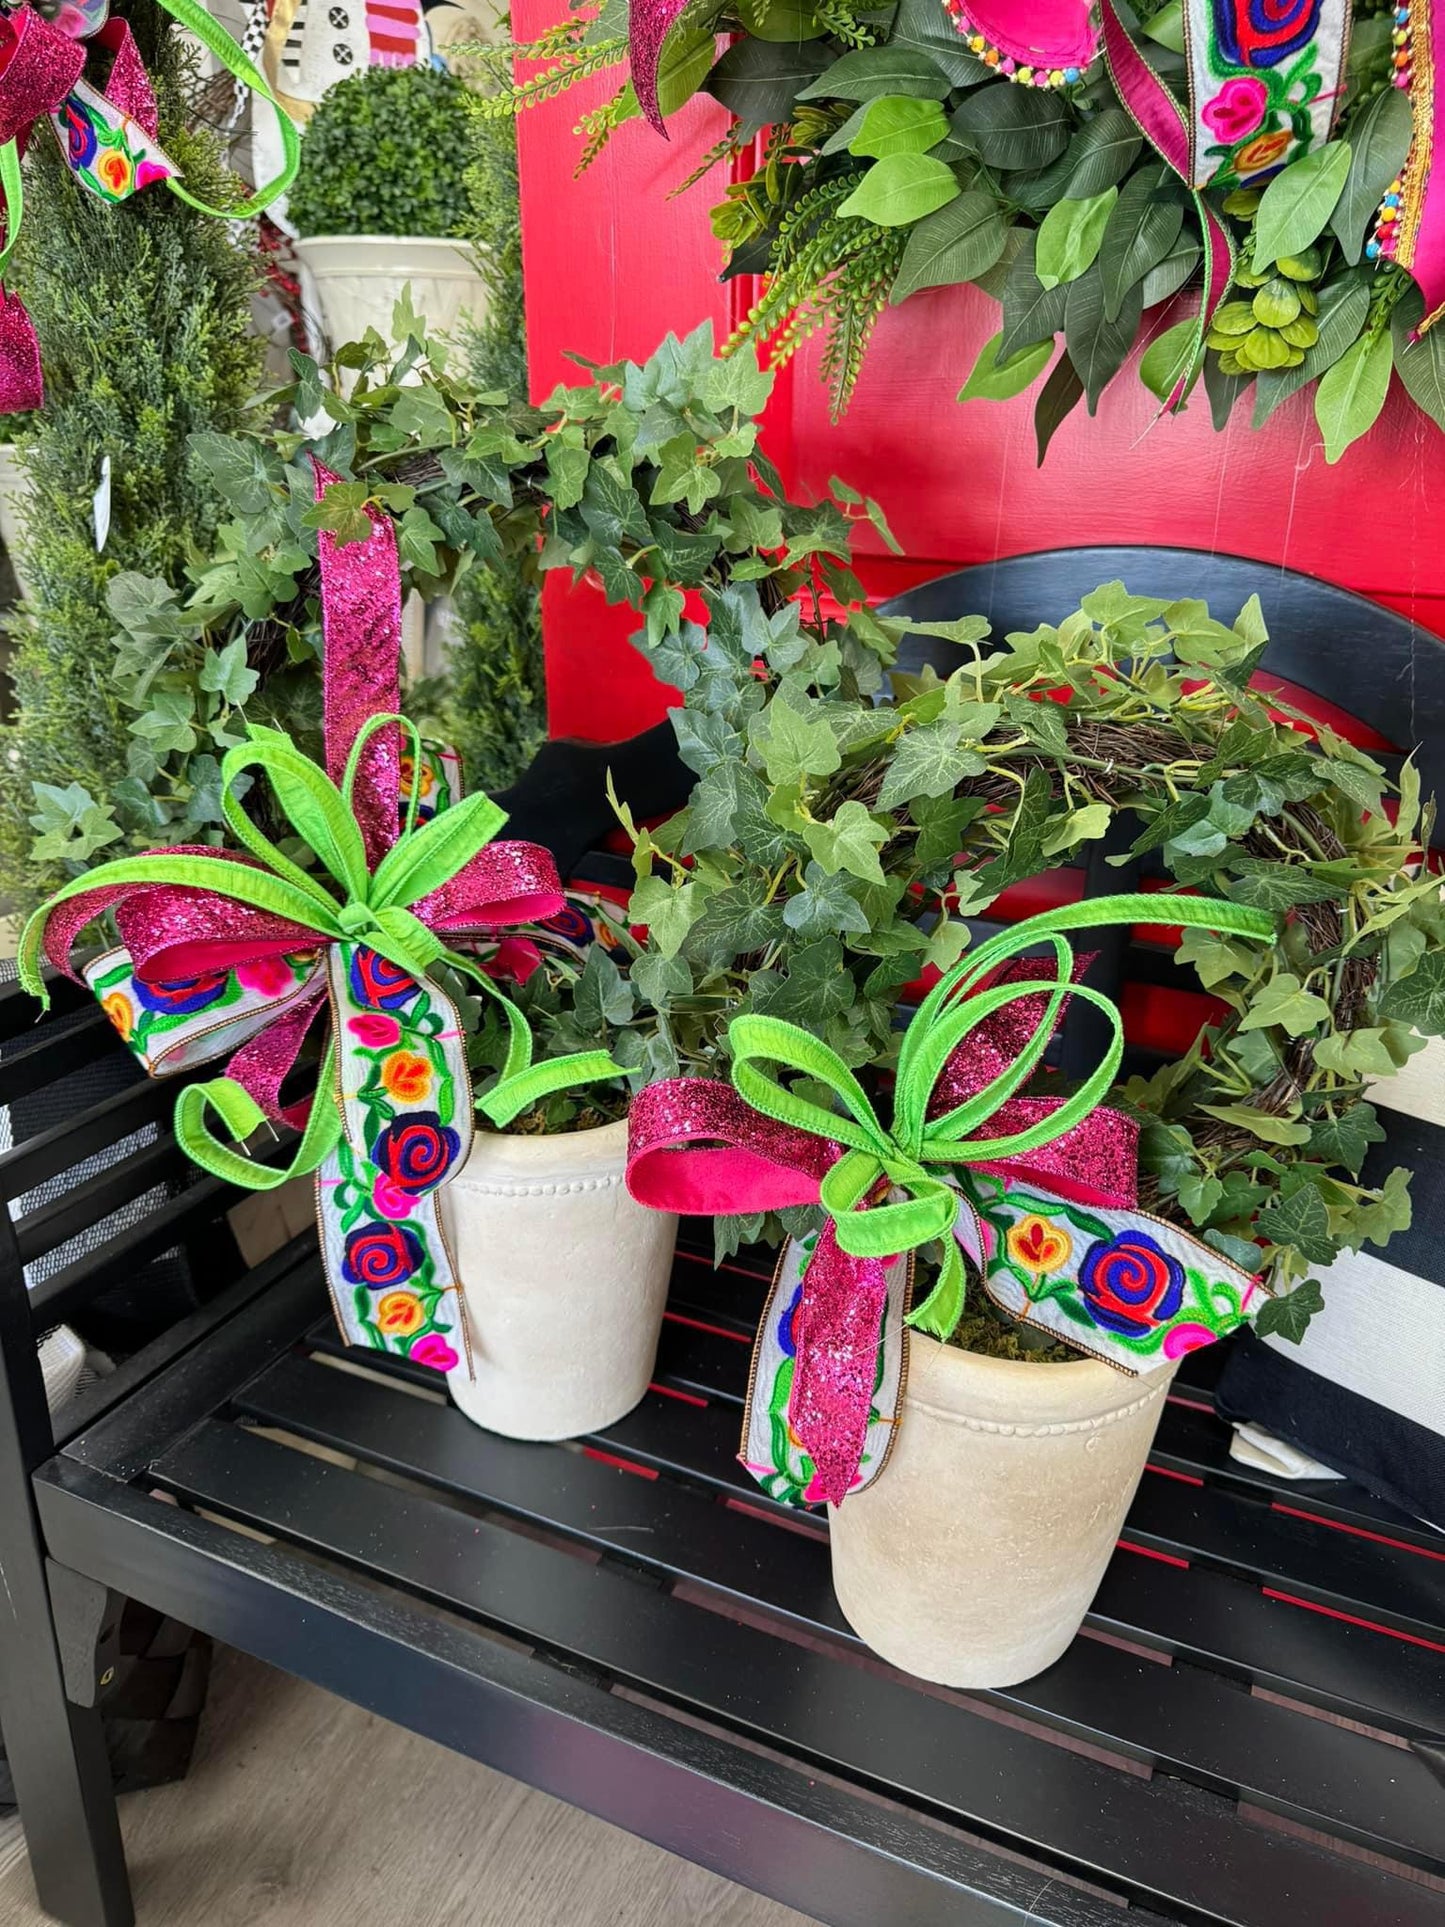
[
  {"left": 1373, "top": 3, "right": 1445, "bottom": 336},
  {"left": 627, "top": 894, "right": 1274, "bottom": 1507},
  {"left": 21, "top": 463, "right": 620, "bottom": 1380},
  {"left": 1182, "top": 0, "right": 1351, "bottom": 189},
  {"left": 0, "top": 0, "right": 299, "bottom": 411}
]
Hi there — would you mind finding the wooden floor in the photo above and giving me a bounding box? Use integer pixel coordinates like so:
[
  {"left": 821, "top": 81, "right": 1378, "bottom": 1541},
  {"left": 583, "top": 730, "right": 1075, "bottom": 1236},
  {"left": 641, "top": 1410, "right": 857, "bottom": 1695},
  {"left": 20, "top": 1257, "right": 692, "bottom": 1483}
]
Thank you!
[{"left": 0, "top": 1648, "right": 819, "bottom": 1927}]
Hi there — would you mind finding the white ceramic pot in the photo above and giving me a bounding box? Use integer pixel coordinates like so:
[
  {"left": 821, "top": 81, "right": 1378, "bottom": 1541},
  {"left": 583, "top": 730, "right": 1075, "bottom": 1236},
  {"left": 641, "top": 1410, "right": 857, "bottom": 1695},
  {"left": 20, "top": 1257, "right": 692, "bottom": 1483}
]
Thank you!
[
  {"left": 0, "top": 440, "right": 34, "bottom": 602},
  {"left": 292, "top": 235, "right": 488, "bottom": 357},
  {"left": 439, "top": 1119, "right": 677, "bottom": 1440},
  {"left": 828, "top": 1335, "right": 1176, "bottom": 1687}
]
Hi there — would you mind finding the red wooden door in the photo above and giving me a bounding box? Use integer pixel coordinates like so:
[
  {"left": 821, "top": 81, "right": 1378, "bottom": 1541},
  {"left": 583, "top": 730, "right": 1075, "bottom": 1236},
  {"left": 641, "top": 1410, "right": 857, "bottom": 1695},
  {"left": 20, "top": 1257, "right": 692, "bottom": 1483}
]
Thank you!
[{"left": 514, "top": 6, "right": 1445, "bottom": 743}]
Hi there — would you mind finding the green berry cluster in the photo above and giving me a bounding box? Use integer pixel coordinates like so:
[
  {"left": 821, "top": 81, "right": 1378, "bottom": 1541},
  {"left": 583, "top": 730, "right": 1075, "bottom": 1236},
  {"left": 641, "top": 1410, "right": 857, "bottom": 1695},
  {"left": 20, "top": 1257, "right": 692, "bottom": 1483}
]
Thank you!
[{"left": 1207, "top": 191, "right": 1324, "bottom": 374}]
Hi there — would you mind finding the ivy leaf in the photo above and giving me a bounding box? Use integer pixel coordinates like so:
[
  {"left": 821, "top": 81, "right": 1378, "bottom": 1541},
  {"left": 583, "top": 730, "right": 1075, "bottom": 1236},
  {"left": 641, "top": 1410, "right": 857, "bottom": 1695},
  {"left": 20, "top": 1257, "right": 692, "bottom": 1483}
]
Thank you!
[
  {"left": 686, "top": 881, "right": 787, "bottom": 966},
  {"left": 1196, "top": 1102, "right": 1312, "bottom": 1146},
  {"left": 753, "top": 937, "right": 855, "bottom": 1022},
  {"left": 27, "top": 782, "right": 123, "bottom": 863},
  {"left": 838, "top": 152, "right": 960, "bottom": 227},
  {"left": 1174, "top": 926, "right": 1254, "bottom": 990},
  {"left": 892, "top": 192, "right": 1006, "bottom": 301},
  {"left": 1309, "top": 1103, "right": 1386, "bottom": 1176},
  {"left": 784, "top": 861, "right": 871, "bottom": 935},
  {"left": 912, "top": 792, "right": 985, "bottom": 871},
  {"left": 1177, "top": 1173, "right": 1224, "bottom": 1226},
  {"left": 1036, "top": 188, "right": 1117, "bottom": 290},
  {"left": 1379, "top": 948, "right": 1445, "bottom": 1035},
  {"left": 397, "top": 505, "right": 446, "bottom": 575},
  {"left": 877, "top": 717, "right": 987, "bottom": 806},
  {"left": 545, "top": 440, "right": 590, "bottom": 510},
  {"left": 1224, "top": 865, "right": 1337, "bottom": 912},
  {"left": 628, "top": 875, "right": 698, "bottom": 959},
  {"left": 1253, "top": 141, "right": 1352, "bottom": 265},
  {"left": 1347, "top": 1164, "right": 1413, "bottom": 1248},
  {"left": 572, "top": 946, "right": 635, "bottom": 1031},
  {"left": 670, "top": 706, "right": 744, "bottom": 777},
  {"left": 188, "top": 432, "right": 284, "bottom": 516},
  {"left": 956, "top": 331, "right": 1052, "bottom": 402},
  {"left": 1254, "top": 1276, "right": 1326, "bottom": 1343},
  {"left": 802, "top": 799, "right": 888, "bottom": 883},
  {"left": 760, "top": 701, "right": 842, "bottom": 785},
  {"left": 1258, "top": 1186, "right": 1336, "bottom": 1265},
  {"left": 1238, "top": 973, "right": 1332, "bottom": 1037},
  {"left": 197, "top": 635, "right": 259, "bottom": 708},
  {"left": 302, "top": 479, "right": 371, "bottom": 546},
  {"left": 1314, "top": 329, "right": 1393, "bottom": 464},
  {"left": 631, "top": 950, "right": 693, "bottom": 1009}
]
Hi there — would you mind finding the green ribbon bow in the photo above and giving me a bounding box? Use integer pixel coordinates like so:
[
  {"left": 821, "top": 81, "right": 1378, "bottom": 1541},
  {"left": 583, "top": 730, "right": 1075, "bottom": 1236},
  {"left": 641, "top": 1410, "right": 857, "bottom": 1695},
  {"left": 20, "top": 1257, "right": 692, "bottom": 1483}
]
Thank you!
[{"left": 726, "top": 892, "right": 1276, "bottom": 1338}]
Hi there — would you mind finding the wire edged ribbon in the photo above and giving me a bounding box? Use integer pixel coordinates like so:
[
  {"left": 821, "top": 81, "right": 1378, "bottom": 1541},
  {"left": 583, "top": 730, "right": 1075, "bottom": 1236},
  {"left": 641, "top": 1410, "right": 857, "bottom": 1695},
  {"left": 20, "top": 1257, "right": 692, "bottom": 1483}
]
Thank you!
[
  {"left": 22, "top": 462, "right": 619, "bottom": 1380},
  {"left": 0, "top": 0, "right": 299, "bottom": 412},
  {"left": 627, "top": 894, "right": 1275, "bottom": 1507}
]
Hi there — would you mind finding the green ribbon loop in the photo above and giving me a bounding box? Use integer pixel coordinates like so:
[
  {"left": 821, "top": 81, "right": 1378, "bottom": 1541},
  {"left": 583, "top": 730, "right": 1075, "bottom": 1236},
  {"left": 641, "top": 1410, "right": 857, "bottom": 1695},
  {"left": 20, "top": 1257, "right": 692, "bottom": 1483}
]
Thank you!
[{"left": 726, "top": 891, "right": 1276, "bottom": 1339}]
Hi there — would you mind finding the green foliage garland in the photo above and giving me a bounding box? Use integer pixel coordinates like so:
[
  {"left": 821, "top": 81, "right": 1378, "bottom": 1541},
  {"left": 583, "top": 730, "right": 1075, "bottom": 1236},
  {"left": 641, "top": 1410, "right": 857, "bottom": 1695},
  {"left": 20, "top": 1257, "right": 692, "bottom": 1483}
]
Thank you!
[
  {"left": 0, "top": 1, "right": 262, "bottom": 905},
  {"left": 287, "top": 64, "right": 478, "bottom": 240},
  {"left": 489, "top": 0, "right": 1444, "bottom": 455}
]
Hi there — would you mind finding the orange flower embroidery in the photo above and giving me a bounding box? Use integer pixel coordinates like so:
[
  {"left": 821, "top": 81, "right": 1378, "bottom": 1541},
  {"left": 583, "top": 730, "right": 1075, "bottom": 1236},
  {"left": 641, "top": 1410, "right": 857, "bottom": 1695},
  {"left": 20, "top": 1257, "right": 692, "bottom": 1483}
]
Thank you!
[
  {"left": 380, "top": 1050, "right": 432, "bottom": 1103},
  {"left": 101, "top": 990, "right": 134, "bottom": 1041},
  {"left": 1006, "top": 1214, "right": 1072, "bottom": 1276},
  {"left": 375, "top": 1289, "right": 426, "bottom": 1337},
  {"left": 1233, "top": 129, "right": 1292, "bottom": 179},
  {"left": 96, "top": 147, "right": 133, "bottom": 196},
  {"left": 398, "top": 754, "right": 436, "bottom": 800}
]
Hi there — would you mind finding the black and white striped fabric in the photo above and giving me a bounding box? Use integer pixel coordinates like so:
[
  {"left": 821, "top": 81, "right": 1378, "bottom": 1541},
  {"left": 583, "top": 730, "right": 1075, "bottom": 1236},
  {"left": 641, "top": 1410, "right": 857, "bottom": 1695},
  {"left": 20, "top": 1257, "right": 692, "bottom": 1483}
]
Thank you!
[{"left": 1217, "top": 1042, "right": 1445, "bottom": 1527}]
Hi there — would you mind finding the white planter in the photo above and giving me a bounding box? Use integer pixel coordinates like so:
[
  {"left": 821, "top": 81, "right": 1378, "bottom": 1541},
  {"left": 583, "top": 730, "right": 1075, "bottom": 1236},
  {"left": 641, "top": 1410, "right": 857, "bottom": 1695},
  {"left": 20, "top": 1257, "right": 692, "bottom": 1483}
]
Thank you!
[
  {"left": 0, "top": 440, "right": 34, "bottom": 603},
  {"left": 292, "top": 235, "right": 487, "bottom": 358},
  {"left": 439, "top": 1118, "right": 677, "bottom": 1440},
  {"left": 828, "top": 1335, "right": 1176, "bottom": 1687}
]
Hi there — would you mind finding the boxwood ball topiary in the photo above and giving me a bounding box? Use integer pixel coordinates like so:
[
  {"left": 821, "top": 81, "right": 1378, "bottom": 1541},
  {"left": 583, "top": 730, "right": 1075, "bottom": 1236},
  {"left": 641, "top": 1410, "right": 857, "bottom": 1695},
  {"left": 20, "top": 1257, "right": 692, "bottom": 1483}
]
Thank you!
[{"left": 288, "top": 65, "right": 476, "bottom": 241}]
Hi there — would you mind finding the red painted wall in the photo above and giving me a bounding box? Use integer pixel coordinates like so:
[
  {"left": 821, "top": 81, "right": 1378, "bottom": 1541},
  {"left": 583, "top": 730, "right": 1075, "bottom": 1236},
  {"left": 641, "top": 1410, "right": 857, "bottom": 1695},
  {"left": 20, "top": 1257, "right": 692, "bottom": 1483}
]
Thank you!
[{"left": 515, "top": 8, "right": 1445, "bottom": 742}]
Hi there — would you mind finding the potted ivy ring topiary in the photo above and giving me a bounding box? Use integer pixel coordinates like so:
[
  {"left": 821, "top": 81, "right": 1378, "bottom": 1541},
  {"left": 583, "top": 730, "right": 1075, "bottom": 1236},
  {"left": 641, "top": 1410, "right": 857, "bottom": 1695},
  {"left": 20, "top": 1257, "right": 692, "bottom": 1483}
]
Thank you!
[
  {"left": 288, "top": 64, "right": 487, "bottom": 356},
  {"left": 619, "top": 579, "right": 1445, "bottom": 1688},
  {"left": 440, "top": 908, "right": 679, "bottom": 1440}
]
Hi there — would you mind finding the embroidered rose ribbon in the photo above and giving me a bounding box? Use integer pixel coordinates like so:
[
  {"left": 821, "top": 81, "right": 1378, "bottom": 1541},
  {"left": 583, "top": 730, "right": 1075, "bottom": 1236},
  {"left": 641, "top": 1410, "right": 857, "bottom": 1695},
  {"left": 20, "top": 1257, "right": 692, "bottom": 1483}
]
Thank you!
[
  {"left": 21, "top": 463, "right": 620, "bottom": 1379},
  {"left": 628, "top": 893, "right": 1274, "bottom": 1506},
  {"left": 0, "top": 0, "right": 299, "bottom": 412}
]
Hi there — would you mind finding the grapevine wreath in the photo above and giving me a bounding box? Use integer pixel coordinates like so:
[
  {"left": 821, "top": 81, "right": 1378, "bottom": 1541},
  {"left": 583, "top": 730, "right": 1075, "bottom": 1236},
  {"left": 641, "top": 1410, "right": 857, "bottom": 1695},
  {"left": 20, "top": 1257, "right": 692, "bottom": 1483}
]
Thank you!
[{"left": 617, "top": 581, "right": 1445, "bottom": 1352}]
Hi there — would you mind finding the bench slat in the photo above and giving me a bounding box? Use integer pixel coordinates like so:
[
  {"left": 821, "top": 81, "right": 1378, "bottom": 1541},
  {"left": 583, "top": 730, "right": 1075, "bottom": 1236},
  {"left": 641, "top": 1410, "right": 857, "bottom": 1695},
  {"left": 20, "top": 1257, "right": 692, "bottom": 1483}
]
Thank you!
[
  {"left": 234, "top": 1348, "right": 1445, "bottom": 1872},
  {"left": 149, "top": 1417, "right": 1445, "bottom": 1927}
]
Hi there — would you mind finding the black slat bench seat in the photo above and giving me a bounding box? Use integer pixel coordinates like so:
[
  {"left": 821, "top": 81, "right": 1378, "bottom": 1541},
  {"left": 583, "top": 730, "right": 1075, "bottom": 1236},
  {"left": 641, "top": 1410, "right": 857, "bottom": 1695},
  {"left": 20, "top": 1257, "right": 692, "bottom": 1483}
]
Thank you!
[{"left": 20, "top": 1209, "right": 1445, "bottom": 1927}]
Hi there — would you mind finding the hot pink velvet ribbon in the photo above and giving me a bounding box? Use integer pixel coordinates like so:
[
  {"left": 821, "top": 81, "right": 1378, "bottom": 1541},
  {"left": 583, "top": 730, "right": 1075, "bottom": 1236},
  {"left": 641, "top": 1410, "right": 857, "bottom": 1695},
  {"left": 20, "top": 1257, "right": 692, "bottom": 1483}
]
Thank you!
[
  {"left": 627, "top": 962, "right": 1138, "bottom": 1501},
  {"left": 42, "top": 459, "right": 565, "bottom": 1132},
  {"left": 0, "top": 4, "right": 162, "bottom": 412},
  {"left": 1099, "top": 0, "right": 1236, "bottom": 406}
]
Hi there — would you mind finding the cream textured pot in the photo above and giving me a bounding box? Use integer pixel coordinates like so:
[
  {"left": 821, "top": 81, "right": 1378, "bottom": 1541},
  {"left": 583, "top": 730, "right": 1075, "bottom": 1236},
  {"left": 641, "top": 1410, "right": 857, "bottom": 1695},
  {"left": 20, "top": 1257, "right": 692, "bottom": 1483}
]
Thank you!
[
  {"left": 828, "top": 1333, "right": 1176, "bottom": 1687},
  {"left": 292, "top": 236, "right": 487, "bottom": 358},
  {"left": 439, "top": 1119, "right": 677, "bottom": 1440}
]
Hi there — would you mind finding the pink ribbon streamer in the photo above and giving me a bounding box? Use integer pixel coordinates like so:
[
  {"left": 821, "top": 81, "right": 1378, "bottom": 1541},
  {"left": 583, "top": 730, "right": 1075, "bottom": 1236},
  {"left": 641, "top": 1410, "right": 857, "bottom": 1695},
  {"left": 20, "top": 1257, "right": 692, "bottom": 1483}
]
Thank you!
[{"left": 1099, "top": 0, "right": 1236, "bottom": 407}]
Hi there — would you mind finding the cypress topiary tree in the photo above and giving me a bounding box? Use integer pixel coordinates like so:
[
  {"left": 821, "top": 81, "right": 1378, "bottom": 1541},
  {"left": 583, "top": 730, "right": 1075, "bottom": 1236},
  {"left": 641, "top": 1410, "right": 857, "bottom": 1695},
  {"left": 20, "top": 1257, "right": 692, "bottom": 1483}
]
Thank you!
[
  {"left": 0, "top": 0, "right": 262, "bottom": 908},
  {"left": 423, "top": 110, "right": 546, "bottom": 796}
]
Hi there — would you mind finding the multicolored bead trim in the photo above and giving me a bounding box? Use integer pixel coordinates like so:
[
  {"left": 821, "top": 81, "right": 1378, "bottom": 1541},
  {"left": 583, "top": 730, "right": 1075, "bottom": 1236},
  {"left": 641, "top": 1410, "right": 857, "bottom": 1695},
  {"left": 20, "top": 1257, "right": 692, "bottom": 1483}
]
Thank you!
[
  {"left": 941, "top": 2, "right": 1085, "bottom": 84},
  {"left": 1369, "top": 5, "right": 1415, "bottom": 262}
]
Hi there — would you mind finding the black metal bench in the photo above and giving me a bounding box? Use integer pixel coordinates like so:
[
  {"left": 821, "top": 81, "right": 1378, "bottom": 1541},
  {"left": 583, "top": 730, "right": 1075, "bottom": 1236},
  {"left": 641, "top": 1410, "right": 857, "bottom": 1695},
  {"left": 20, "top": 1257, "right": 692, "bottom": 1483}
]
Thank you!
[{"left": 3, "top": 548, "right": 1444, "bottom": 1927}]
